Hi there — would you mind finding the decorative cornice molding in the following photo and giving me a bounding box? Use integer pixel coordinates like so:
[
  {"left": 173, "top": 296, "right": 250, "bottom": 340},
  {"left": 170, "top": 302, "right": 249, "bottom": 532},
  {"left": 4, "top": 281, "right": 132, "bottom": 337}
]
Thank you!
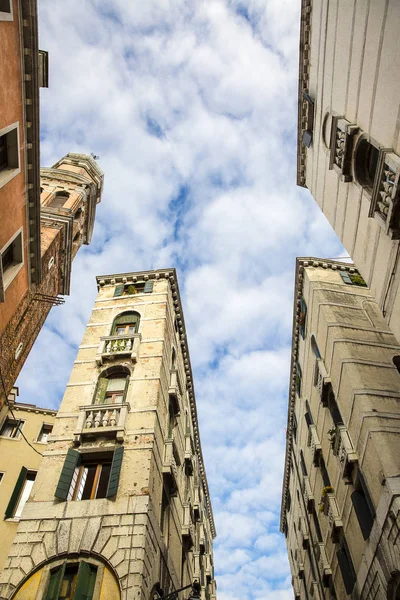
[
  {"left": 96, "top": 269, "right": 217, "bottom": 539},
  {"left": 297, "top": 0, "right": 312, "bottom": 188},
  {"left": 280, "top": 257, "right": 357, "bottom": 533},
  {"left": 13, "top": 404, "right": 57, "bottom": 417}
]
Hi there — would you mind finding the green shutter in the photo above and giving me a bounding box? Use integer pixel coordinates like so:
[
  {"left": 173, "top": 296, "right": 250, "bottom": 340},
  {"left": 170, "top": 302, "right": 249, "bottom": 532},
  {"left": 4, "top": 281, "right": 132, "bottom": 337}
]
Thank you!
[
  {"left": 5, "top": 467, "right": 28, "bottom": 518},
  {"left": 340, "top": 271, "right": 353, "bottom": 285},
  {"left": 106, "top": 446, "right": 124, "bottom": 498},
  {"left": 144, "top": 280, "right": 154, "bottom": 293},
  {"left": 45, "top": 563, "right": 66, "bottom": 600},
  {"left": 74, "top": 561, "right": 97, "bottom": 600},
  {"left": 114, "top": 284, "right": 124, "bottom": 297},
  {"left": 94, "top": 376, "right": 108, "bottom": 404},
  {"left": 55, "top": 449, "right": 80, "bottom": 500}
]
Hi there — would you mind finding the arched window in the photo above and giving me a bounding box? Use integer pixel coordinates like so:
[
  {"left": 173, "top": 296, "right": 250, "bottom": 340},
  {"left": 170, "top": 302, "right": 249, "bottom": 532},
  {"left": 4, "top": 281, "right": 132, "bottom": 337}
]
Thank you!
[
  {"left": 112, "top": 311, "right": 140, "bottom": 336},
  {"left": 354, "top": 138, "right": 380, "bottom": 193},
  {"left": 93, "top": 367, "right": 129, "bottom": 405},
  {"left": 48, "top": 190, "right": 70, "bottom": 209},
  {"left": 393, "top": 356, "right": 400, "bottom": 374}
]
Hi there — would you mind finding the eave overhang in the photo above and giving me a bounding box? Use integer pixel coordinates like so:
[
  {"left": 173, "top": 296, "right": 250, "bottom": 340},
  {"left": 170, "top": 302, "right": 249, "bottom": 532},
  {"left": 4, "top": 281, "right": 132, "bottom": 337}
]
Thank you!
[
  {"left": 296, "top": 0, "right": 312, "bottom": 188},
  {"left": 96, "top": 268, "right": 217, "bottom": 540}
]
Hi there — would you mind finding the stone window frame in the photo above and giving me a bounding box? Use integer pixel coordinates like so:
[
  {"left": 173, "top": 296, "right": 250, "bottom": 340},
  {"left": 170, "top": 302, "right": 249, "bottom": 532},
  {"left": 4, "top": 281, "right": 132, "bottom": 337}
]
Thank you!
[
  {"left": 0, "top": 0, "right": 13, "bottom": 21},
  {"left": 328, "top": 116, "right": 359, "bottom": 182},
  {"left": 0, "top": 227, "right": 25, "bottom": 302},
  {"left": 36, "top": 556, "right": 106, "bottom": 600},
  {"left": 36, "top": 422, "right": 53, "bottom": 444},
  {"left": 368, "top": 148, "right": 400, "bottom": 239},
  {"left": 0, "top": 122, "right": 20, "bottom": 189}
]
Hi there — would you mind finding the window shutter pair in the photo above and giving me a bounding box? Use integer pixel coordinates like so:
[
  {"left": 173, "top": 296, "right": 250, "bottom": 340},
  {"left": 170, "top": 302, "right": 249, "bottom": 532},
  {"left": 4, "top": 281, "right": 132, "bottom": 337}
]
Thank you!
[
  {"left": 44, "top": 563, "right": 66, "bottom": 600},
  {"left": 340, "top": 271, "right": 353, "bottom": 285},
  {"left": 94, "top": 376, "right": 108, "bottom": 405},
  {"left": 5, "top": 466, "right": 28, "bottom": 518},
  {"left": 45, "top": 562, "right": 96, "bottom": 600},
  {"left": 114, "top": 284, "right": 124, "bottom": 297},
  {"left": 114, "top": 281, "right": 153, "bottom": 296},
  {"left": 54, "top": 447, "right": 124, "bottom": 501},
  {"left": 143, "top": 280, "right": 153, "bottom": 293}
]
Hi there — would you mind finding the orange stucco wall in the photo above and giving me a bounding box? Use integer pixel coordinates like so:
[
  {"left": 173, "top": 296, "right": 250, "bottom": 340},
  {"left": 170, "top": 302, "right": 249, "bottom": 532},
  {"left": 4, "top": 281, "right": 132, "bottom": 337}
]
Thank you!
[{"left": 0, "top": 0, "right": 28, "bottom": 335}]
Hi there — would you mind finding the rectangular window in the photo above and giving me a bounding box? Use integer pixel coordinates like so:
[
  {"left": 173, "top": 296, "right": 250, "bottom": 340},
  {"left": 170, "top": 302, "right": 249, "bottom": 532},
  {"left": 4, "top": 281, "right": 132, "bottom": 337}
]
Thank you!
[
  {"left": 293, "top": 413, "right": 298, "bottom": 443},
  {"left": 0, "top": 228, "right": 24, "bottom": 301},
  {"left": 0, "top": 123, "right": 19, "bottom": 186},
  {"left": 5, "top": 468, "right": 36, "bottom": 519},
  {"left": 114, "top": 281, "right": 153, "bottom": 297},
  {"left": 340, "top": 270, "right": 367, "bottom": 287},
  {"left": 336, "top": 535, "right": 356, "bottom": 595},
  {"left": 0, "top": 473, "right": 4, "bottom": 485},
  {"left": 299, "top": 297, "right": 307, "bottom": 339},
  {"left": 351, "top": 471, "right": 375, "bottom": 540},
  {"left": 295, "top": 362, "right": 302, "bottom": 396},
  {"left": 68, "top": 458, "right": 112, "bottom": 501},
  {"left": 37, "top": 423, "right": 53, "bottom": 443},
  {"left": 0, "top": 417, "right": 24, "bottom": 439}
]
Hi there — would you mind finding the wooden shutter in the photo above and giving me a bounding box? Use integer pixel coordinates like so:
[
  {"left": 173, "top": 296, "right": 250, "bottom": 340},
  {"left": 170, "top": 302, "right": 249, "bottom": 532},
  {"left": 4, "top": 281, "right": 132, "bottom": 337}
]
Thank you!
[
  {"left": 340, "top": 271, "right": 353, "bottom": 285},
  {"left": 114, "top": 284, "right": 124, "bottom": 297},
  {"left": 106, "top": 446, "right": 124, "bottom": 498},
  {"left": 94, "top": 376, "right": 108, "bottom": 405},
  {"left": 55, "top": 449, "right": 80, "bottom": 500},
  {"left": 143, "top": 280, "right": 154, "bottom": 293},
  {"left": 5, "top": 466, "right": 27, "bottom": 518},
  {"left": 336, "top": 545, "right": 356, "bottom": 594},
  {"left": 44, "top": 563, "right": 66, "bottom": 600},
  {"left": 74, "top": 561, "right": 97, "bottom": 600},
  {"left": 351, "top": 490, "right": 374, "bottom": 540}
]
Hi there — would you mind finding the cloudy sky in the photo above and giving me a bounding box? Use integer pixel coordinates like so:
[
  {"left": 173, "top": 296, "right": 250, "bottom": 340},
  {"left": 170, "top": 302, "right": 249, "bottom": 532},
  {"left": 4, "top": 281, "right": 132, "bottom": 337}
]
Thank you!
[{"left": 18, "top": 1, "right": 345, "bottom": 598}]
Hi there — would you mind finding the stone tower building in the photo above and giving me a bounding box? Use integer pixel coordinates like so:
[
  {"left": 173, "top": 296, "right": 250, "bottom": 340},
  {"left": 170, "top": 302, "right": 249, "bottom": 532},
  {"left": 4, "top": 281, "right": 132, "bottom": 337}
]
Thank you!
[
  {"left": 281, "top": 258, "right": 400, "bottom": 599},
  {"left": 0, "top": 269, "right": 217, "bottom": 600},
  {"left": 0, "top": 153, "right": 103, "bottom": 404}
]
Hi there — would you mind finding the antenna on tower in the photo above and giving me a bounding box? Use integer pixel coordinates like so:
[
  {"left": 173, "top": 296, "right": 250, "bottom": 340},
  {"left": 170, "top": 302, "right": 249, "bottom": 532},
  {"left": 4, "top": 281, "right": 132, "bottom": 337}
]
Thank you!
[{"left": 90, "top": 153, "right": 100, "bottom": 160}]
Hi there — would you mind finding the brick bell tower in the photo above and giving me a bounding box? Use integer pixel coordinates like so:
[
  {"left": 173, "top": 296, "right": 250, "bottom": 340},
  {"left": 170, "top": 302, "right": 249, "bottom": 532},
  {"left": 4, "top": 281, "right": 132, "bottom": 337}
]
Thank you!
[{"left": 0, "top": 153, "right": 104, "bottom": 402}]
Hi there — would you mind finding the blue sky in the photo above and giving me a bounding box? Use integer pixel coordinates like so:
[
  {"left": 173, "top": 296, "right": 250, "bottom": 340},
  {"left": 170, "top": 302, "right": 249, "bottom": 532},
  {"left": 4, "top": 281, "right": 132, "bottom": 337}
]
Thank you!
[{"left": 18, "top": 1, "right": 345, "bottom": 598}]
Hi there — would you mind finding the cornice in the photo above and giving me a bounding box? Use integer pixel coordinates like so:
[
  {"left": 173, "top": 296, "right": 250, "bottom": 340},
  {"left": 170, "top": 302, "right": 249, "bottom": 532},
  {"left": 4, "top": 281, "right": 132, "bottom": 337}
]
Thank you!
[
  {"left": 96, "top": 269, "right": 217, "bottom": 539},
  {"left": 280, "top": 257, "right": 356, "bottom": 533},
  {"left": 297, "top": 0, "right": 312, "bottom": 188},
  {"left": 40, "top": 167, "right": 92, "bottom": 187},
  {"left": 13, "top": 403, "right": 57, "bottom": 417}
]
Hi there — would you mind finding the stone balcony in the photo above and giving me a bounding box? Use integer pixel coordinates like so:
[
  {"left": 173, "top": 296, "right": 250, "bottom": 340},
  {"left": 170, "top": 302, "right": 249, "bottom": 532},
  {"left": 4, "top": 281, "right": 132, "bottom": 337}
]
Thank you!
[
  {"left": 322, "top": 492, "right": 343, "bottom": 541},
  {"left": 74, "top": 402, "right": 130, "bottom": 444},
  {"left": 307, "top": 424, "right": 322, "bottom": 466},
  {"left": 162, "top": 438, "right": 179, "bottom": 495},
  {"left": 370, "top": 150, "right": 400, "bottom": 239},
  {"left": 96, "top": 333, "right": 141, "bottom": 365},
  {"left": 302, "top": 476, "right": 315, "bottom": 513},
  {"left": 181, "top": 503, "right": 195, "bottom": 547},
  {"left": 332, "top": 424, "right": 358, "bottom": 478},
  {"left": 317, "top": 542, "right": 332, "bottom": 586}
]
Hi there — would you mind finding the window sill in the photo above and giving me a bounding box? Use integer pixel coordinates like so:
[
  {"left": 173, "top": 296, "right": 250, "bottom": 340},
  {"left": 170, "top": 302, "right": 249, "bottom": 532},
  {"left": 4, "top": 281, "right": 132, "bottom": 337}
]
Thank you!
[
  {"left": 0, "top": 11, "right": 13, "bottom": 22},
  {"left": 0, "top": 436, "right": 21, "bottom": 442},
  {"left": 4, "top": 517, "right": 20, "bottom": 523},
  {"left": 0, "top": 166, "right": 20, "bottom": 190},
  {"left": 2, "top": 260, "right": 24, "bottom": 292}
]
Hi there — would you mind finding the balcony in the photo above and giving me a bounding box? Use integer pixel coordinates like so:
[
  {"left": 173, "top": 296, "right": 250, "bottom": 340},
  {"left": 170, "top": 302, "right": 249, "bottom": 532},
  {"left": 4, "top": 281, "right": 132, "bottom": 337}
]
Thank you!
[
  {"left": 169, "top": 368, "right": 183, "bottom": 414},
  {"left": 317, "top": 543, "right": 332, "bottom": 586},
  {"left": 302, "top": 476, "right": 315, "bottom": 513},
  {"left": 181, "top": 503, "right": 195, "bottom": 547},
  {"left": 322, "top": 492, "right": 343, "bottom": 541},
  {"left": 96, "top": 333, "right": 141, "bottom": 365},
  {"left": 162, "top": 439, "right": 179, "bottom": 495},
  {"left": 332, "top": 424, "right": 358, "bottom": 478},
  {"left": 307, "top": 424, "right": 322, "bottom": 466},
  {"left": 74, "top": 402, "right": 129, "bottom": 444},
  {"left": 329, "top": 116, "right": 358, "bottom": 182},
  {"left": 369, "top": 150, "right": 400, "bottom": 239}
]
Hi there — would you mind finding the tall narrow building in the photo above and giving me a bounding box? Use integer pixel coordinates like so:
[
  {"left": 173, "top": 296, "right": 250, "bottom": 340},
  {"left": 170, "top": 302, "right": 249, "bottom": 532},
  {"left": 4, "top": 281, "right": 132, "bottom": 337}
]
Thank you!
[
  {"left": 0, "top": 269, "right": 217, "bottom": 600},
  {"left": 281, "top": 258, "right": 400, "bottom": 599}
]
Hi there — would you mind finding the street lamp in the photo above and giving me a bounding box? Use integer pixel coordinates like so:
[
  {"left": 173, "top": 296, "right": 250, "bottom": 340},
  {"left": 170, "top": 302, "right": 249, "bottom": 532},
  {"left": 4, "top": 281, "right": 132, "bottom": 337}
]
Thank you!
[{"left": 152, "top": 580, "right": 201, "bottom": 600}]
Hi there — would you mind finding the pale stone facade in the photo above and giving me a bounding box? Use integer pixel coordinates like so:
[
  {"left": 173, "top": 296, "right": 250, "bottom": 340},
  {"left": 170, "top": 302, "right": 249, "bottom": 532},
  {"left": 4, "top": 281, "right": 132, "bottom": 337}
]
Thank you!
[
  {"left": 297, "top": 0, "right": 400, "bottom": 343},
  {"left": 281, "top": 258, "right": 400, "bottom": 599},
  {"left": 0, "top": 389, "right": 57, "bottom": 571},
  {"left": 0, "top": 269, "right": 217, "bottom": 600}
]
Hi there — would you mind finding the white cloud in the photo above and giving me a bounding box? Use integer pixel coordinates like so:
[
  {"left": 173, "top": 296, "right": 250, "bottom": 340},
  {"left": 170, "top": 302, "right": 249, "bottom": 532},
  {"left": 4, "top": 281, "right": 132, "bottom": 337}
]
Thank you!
[{"left": 16, "top": 1, "right": 345, "bottom": 598}]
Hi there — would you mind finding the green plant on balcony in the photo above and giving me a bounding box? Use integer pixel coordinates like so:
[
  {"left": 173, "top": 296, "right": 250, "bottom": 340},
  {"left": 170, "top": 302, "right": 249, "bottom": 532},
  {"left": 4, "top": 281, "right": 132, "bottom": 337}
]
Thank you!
[{"left": 319, "top": 485, "right": 334, "bottom": 512}]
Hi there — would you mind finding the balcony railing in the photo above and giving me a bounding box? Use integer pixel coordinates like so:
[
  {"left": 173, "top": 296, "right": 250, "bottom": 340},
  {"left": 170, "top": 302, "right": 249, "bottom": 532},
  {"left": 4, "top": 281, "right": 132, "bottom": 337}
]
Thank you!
[
  {"left": 74, "top": 402, "right": 129, "bottom": 443},
  {"left": 302, "top": 476, "right": 315, "bottom": 513},
  {"left": 307, "top": 424, "right": 322, "bottom": 466},
  {"left": 317, "top": 542, "right": 332, "bottom": 586},
  {"left": 96, "top": 333, "right": 141, "bottom": 365},
  {"left": 162, "top": 438, "right": 179, "bottom": 494},
  {"left": 332, "top": 424, "right": 358, "bottom": 478},
  {"left": 322, "top": 492, "right": 343, "bottom": 541},
  {"left": 182, "top": 503, "right": 195, "bottom": 546}
]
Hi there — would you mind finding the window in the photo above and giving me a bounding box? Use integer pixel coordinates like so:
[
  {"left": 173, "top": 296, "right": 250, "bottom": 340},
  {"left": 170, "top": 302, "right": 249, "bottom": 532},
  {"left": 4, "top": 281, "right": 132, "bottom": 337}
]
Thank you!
[
  {"left": 295, "top": 362, "right": 302, "bottom": 396},
  {"left": 299, "top": 450, "right": 307, "bottom": 476},
  {"left": 45, "top": 561, "right": 97, "bottom": 600},
  {"left": 0, "top": 417, "right": 24, "bottom": 439},
  {"left": 113, "top": 281, "right": 153, "bottom": 296},
  {"left": 0, "top": 228, "right": 24, "bottom": 301},
  {"left": 336, "top": 534, "right": 356, "bottom": 595},
  {"left": 160, "top": 488, "right": 171, "bottom": 540},
  {"left": 299, "top": 298, "right": 307, "bottom": 339},
  {"left": 55, "top": 448, "right": 124, "bottom": 501},
  {"left": 48, "top": 191, "right": 70, "bottom": 209},
  {"left": 93, "top": 371, "right": 129, "bottom": 405},
  {"left": 393, "top": 356, "right": 400, "bottom": 374},
  {"left": 0, "top": 123, "right": 19, "bottom": 187},
  {"left": 5, "top": 468, "right": 36, "bottom": 519},
  {"left": 293, "top": 413, "right": 298, "bottom": 443},
  {"left": 0, "top": 0, "right": 12, "bottom": 18},
  {"left": 304, "top": 400, "right": 313, "bottom": 428},
  {"left": 37, "top": 423, "right": 53, "bottom": 443},
  {"left": 340, "top": 270, "right": 367, "bottom": 287},
  {"left": 310, "top": 335, "right": 320, "bottom": 359},
  {"left": 112, "top": 311, "right": 140, "bottom": 335},
  {"left": 351, "top": 470, "right": 375, "bottom": 540},
  {"left": 354, "top": 138, "right": 380, "bottom": 193},
  {"left": 0, "top": 473, "right": 4, "bottom": 485},
  {"left": 301, "top": 92, "right": 315, "bottom": 148}
]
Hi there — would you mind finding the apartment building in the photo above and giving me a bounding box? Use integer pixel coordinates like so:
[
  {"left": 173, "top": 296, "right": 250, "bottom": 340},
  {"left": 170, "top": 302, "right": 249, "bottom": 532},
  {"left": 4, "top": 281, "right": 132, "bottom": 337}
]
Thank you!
[
  {"left": 281, "top": 258, "right": 400, "bottom": 599},
  {"left": 297, "top": 0, "right": 400, "bottom": 342},
  {"left": 0, "top": 269, "right": 217, "bottom": 600}
]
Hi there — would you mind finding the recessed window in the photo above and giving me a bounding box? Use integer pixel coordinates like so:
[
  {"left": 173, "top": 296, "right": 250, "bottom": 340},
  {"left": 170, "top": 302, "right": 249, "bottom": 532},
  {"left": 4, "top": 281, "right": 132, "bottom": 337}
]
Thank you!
[
  {"left": 113, "top": 281, "right": 153, "bottom": 296},
  {"left": 299, "top": 297, "right": 307, "bottom": 339},
  {"left": 5, "top": 468, "right": 36, "bottom": 519},
  {"left": 0, "top": 228, "right": 24, "bottom": 301},
  {"left": 45, "top": 561, "right": 97, "bottom": 600},
  {"left": 37, "top": 423, "right": 53, "bottom": 443},
  {"left": 354, "top": 138, "right": 380, "bottom": 194},
  {"left": 94, "top": 371, "right": 129, "bottom": 405},
  {"left": 0, "top": 417, "right": 24, "bottom": 439},
  {"left": 393, "top": 356, "right": 400, "bottom": 374},
  {"left": 112, "top": 311, "right": 140, "bottom": 335},
  {"left": 340, "top": 270, "right": 367, "bottom": 287},
  {"left": 0, "top": 473, "right": 4, "bottom": 485},
  {"left": 0, "top": 124, "right": 19, "bottom": 187},
  {"left": 0, "top": 0, "right": 12, "bottom": 18},
  {"left": 48, "top": 190, "right": 70, "bottom": 209}
]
